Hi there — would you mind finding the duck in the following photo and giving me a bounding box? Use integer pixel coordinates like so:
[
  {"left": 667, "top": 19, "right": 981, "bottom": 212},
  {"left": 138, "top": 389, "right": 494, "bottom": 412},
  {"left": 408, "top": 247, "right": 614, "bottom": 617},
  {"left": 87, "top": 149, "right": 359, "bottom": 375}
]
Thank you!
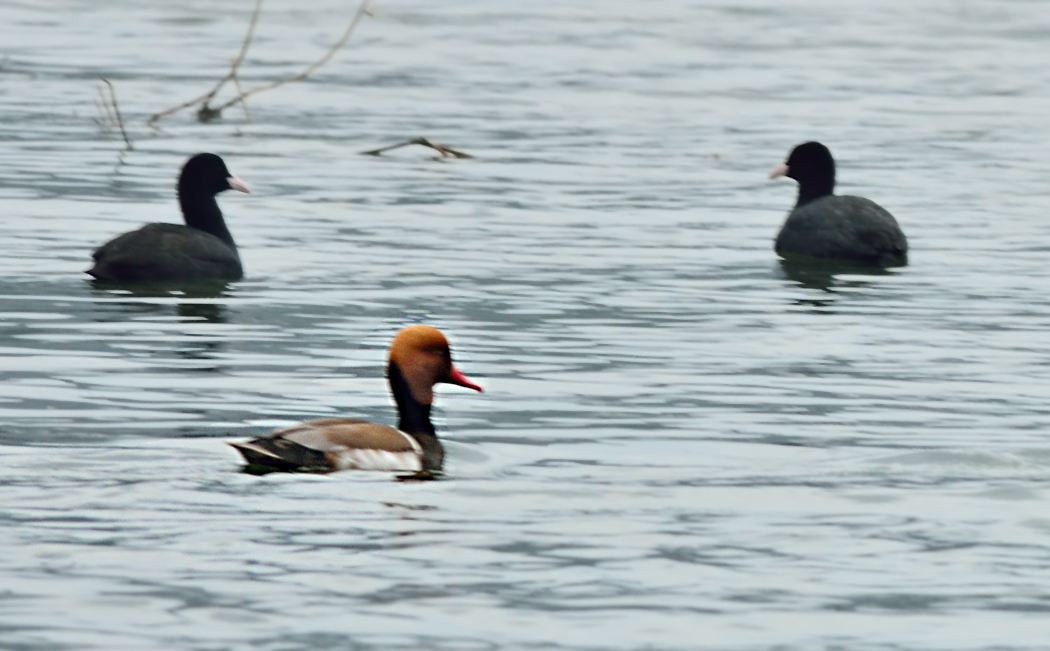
[
  {"left": 87, "top": 153, "right": 250, "bottom": 282},
  {"left": 229, "top": 325, "right": 483, "bottom": 474},
  {"left": 770, "top": 141, "right": 908, "bottom": 266}
]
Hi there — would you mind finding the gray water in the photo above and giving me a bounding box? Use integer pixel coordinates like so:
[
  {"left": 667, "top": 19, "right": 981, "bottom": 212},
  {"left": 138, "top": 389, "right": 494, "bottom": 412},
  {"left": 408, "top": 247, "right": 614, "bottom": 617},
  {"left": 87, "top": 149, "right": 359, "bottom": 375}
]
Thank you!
[{"left": 3, "top": 0, "right": 1050, "bottom": 648}]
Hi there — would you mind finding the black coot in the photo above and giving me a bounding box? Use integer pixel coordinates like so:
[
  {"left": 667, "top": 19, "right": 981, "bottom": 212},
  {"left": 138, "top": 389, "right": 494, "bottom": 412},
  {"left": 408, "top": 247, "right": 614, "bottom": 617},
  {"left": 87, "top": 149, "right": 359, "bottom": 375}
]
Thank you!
[
  {"left": 770, "top": 142, "right": 907, "bottom": 266},
  {"left": 88, "top": 153, "right": 250, "bottom": 282}
]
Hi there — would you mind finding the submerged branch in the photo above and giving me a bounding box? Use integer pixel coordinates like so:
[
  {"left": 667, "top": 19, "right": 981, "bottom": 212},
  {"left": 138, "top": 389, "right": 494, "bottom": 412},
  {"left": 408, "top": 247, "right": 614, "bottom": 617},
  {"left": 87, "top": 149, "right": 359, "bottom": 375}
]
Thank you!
[
  {"left": 148, "top": 0, "right": 262, "bottom": 127},
  {"left": 97, "top": 78, "right": 133, "bottom": 150},
  {"left": 361, "top": 137, "right": 473, "bottom": 159},
  {"left": 209, "top": 0, "right": 374, "bottom": 116},
  {"left": 148, "top": 0, "right": 372, "bottom": 126},
  {"left": 230, "top": 67, "right": 251, "bottom": 122}
]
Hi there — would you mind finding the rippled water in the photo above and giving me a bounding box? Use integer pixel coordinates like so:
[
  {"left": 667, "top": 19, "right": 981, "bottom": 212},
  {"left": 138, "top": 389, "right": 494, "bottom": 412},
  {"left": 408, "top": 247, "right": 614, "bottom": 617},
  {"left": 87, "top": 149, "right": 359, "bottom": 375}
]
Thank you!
[{"left": 3, "top": 0, "right": 1050, "bottom": 648}]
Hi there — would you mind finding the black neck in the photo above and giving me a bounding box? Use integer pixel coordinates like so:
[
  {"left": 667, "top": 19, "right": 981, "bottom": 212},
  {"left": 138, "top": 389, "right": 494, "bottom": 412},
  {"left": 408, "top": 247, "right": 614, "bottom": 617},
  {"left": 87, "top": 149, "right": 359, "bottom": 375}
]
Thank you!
[
  {"left": 179, "top": 193, "right": 236, "bottom": 249},
  {"left": 389, "top": 362, "right": 436, "bottom": 436},
  {"left": 794, "top": 170, "right": 835, "bottom": 209},
  {"left": 388, "top": 362, "right": 443, "bottom": 471},
  {"left": 795, "top": 181, "right": 834, "bottom": 208}
]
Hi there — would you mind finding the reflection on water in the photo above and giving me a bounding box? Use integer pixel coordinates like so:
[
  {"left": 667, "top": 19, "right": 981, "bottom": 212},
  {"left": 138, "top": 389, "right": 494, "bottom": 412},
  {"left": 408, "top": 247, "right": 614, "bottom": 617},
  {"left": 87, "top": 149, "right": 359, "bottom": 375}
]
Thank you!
[
  {"left": 88, "top": 279, "right": 232, "bottom": 299},
  {"left": 3, "top": 0, "right": 1050, "bottom": 649},
  {"left": 778, "top": 257, "right": 895, "bottom": 293},
  {"left": 175, "top": 300, "right": 226, "bottom": 325},
  {"left": 90, "top": 279, "right": 231, "bottom": 323}
]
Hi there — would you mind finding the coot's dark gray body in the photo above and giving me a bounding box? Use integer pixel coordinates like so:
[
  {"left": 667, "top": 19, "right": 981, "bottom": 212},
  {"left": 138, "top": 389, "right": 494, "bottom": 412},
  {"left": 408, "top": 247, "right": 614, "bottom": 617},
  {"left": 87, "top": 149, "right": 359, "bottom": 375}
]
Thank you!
[
  {"left": 88, "top": 153, "right": 249, "bottom": 283},
  {"left": 776, "top": 195, "right": 907, "bottom": 266},
  {"left": 771, "top": 141, "right": 907, "bottom": 267},
  {"left": 89, "top": 223, "right": 242, "bottom": 282}
]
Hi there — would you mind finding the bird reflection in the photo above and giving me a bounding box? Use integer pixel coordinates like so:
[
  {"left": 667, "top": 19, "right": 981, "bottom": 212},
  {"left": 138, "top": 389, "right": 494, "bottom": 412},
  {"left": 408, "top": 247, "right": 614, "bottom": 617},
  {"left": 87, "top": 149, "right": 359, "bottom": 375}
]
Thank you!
[
  {"left": 176, "top": 300, "right": 227, "bottom": 324},
  {"left": 89, "top": 279, "right": 231, "bottom": 364},
  {"left": 778, "top": 257, "right": 892, "bottom": 293},
  {"left": 777, "top": 257, "right": 896, "bottom": 311},
  {"left": 90, "top": 278, "right": 230, "bottom": 321}
]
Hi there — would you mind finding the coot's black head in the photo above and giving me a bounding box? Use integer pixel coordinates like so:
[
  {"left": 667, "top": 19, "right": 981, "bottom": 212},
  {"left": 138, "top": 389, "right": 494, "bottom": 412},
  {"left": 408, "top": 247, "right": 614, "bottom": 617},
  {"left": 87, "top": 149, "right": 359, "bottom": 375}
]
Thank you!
[
  {"left": 770, "top": 141, "right": 836, "bottom": 207},
  {"left": 178, "top": 153, "right": 250, "bottom": 198}
]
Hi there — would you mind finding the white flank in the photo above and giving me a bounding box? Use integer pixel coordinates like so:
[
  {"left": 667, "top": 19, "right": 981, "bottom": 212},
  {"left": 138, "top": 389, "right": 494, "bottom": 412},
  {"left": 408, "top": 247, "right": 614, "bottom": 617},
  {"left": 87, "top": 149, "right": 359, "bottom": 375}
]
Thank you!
[
  {"left": 331, "top": 447, "right": 422, "bottom": 472},
  {"left": 279, "top": 424, "right": 423, "bottom": 472}
]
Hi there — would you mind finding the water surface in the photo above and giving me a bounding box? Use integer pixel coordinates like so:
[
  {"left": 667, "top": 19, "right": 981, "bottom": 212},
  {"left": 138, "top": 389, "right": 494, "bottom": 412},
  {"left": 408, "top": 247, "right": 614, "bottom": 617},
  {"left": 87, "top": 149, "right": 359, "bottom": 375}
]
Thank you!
[{"left": 3, "top": 0, "right": 1050, "bottom": 648}]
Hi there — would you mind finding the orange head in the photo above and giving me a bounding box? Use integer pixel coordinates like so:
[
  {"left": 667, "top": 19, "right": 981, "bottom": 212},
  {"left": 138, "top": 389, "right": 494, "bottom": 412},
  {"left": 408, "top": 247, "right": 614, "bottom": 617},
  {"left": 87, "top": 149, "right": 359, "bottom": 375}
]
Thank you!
[{"left": 387, "top": 325, "right": 483, "bottom": 405}]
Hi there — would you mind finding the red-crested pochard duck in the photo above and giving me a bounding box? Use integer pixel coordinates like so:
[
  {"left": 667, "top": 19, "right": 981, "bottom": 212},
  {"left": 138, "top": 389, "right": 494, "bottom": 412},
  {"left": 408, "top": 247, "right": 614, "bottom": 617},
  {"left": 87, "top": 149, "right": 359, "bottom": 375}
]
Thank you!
[
  {"left": 229, "top": 325, "right": 483, "bottom": 474},
  {"left": 88, "top": 153, "right": 250, "bottom": 283}
]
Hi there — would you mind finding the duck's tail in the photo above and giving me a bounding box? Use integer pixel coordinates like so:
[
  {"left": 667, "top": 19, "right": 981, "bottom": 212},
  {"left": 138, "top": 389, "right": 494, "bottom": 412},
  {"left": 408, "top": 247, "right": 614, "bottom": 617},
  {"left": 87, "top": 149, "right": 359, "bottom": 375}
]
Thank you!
[{"left": 227, "top": 438, "right": 329, "bottom": 472}]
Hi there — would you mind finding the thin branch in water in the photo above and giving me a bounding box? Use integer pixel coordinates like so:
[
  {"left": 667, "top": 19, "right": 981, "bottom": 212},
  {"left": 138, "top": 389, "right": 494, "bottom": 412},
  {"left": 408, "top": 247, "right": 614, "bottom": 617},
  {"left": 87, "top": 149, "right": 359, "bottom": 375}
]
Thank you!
[
  {"left": 361, "top": 137, "right": 473, "bottom": 159},
  {"left": 147, "top": 88, "right": 217, "bottom": 129},
  {"left": 93, "top": 81, "right": 114, "bottom": 133},
  {"left": 147, "top": 0, "right": 263, "bottom": 127},
  {"left": 226, "top": 0, "right": 264, "bottom": 82},
  {"left": 102, "top": 78, "right": 133, "bottom": 150},
  {"left": 97, "top": 78, "right": 133, "bottom": 150},
  {"left": 230, "top": 63, "right": 251, "bottom": 122},
  {"left": 97, "top": 83, "right": 113, "bottom": 125},
  {"left": 149, "top": 0, "right": 373, "bottom": 126},
  {"left": 208, "top": 0, "right": 375, "bottom": 117}
]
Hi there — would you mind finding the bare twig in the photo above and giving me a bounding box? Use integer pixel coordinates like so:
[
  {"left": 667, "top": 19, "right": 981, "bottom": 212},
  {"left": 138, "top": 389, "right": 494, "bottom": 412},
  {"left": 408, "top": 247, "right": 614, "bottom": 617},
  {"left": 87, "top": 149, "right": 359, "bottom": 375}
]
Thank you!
[
  {"left": 361, "top": 137, "right": 473, "bottom": 159},
  {"left": 93, "top": 82, "right": 114, "bottom": 133},
  {"left": 148, "top": 0, "right": 373, "bottom": 126},
  {"left": 230, "top": 63, "right": 251, "bottom": 122},
  {"left": 98, "top": 78, "right": 133, "bottom": 150},
  {"left": 147, "top": 89, "right": 216, "bottom": 128},
  {"left": 208, "top": 0, "right": 374, "bottom": 117},
  {"left": 147, "top": 0, "right": 263, "bottom": 127},
  {"left": 226, "top": 0, "right": 264, "bottom": 81}
]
